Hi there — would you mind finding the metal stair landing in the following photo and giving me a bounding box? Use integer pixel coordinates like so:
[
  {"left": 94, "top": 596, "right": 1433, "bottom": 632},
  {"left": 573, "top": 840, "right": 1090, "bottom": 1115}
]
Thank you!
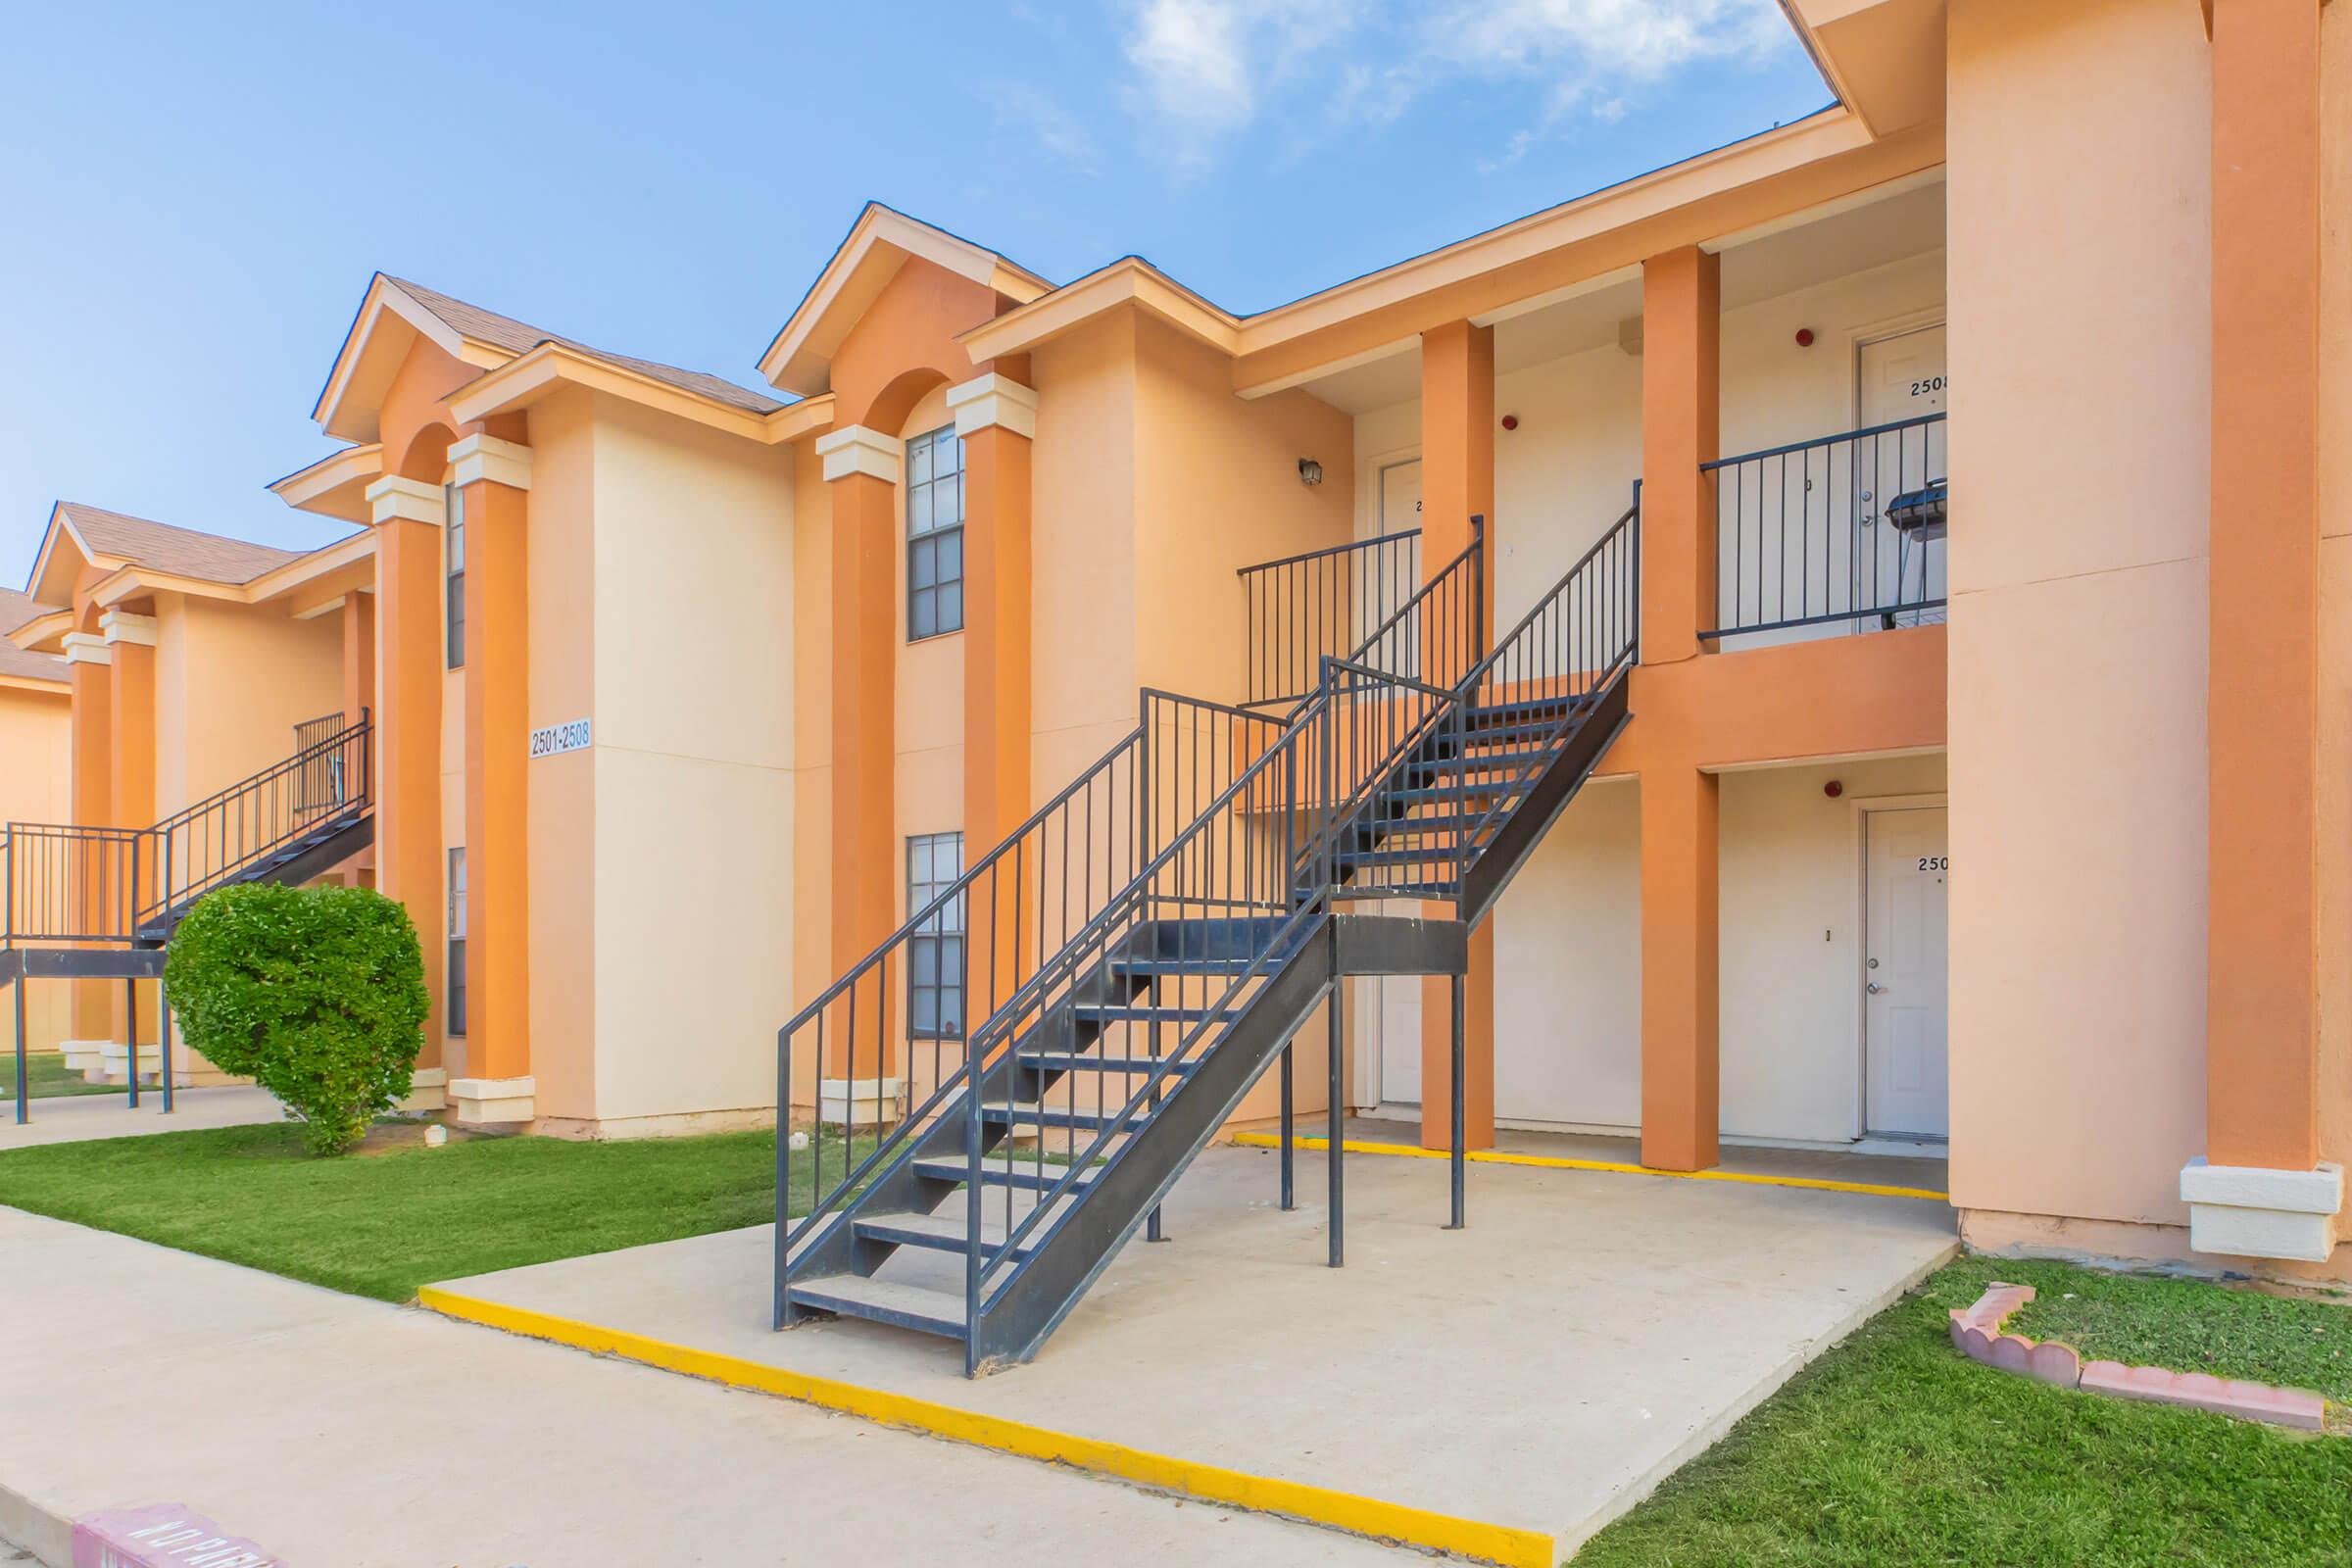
[{"left": 773, "top": 500, "right": 1641, "bottom": 1371}]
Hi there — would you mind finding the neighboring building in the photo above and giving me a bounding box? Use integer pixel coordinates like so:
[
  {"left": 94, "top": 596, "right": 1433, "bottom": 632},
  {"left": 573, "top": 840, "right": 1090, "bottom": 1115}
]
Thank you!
[
  {"left": 0, "top": 586, "right": 71, "bottom": 1062},
  {"left": 8, "top": 0, "right": 2346, "bottom": 1320}
]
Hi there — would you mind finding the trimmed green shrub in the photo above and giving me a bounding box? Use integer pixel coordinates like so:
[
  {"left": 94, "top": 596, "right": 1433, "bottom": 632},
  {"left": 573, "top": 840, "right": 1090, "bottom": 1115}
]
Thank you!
[{"left": 164, "top": 883, "right": 430, "bottom": 1155}]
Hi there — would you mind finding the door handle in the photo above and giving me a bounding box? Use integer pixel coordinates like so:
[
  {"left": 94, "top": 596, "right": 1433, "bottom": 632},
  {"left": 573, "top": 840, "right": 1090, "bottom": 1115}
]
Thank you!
[{"left": 1866, "top": 982, "right": 1886, "bottom": 995}]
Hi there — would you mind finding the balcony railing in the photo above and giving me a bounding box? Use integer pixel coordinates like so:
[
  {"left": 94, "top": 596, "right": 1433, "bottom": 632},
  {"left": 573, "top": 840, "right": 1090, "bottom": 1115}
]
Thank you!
[
  {"left": 1239, "top": 527, "right": 1422, "bottom": 711},
  {"left": 1702, "top": 412, "right": 1946, "bottom": 640}
]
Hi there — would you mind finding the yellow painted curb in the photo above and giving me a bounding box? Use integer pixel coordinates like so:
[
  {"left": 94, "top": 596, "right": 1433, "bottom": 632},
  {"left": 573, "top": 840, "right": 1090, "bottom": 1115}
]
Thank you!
[
  {"left": 415, "top": 1285, "right": 1554, "bottom": 1568},
  {"left": 1230, "top": 1132, "right": 1949, "bottom": 1201}
]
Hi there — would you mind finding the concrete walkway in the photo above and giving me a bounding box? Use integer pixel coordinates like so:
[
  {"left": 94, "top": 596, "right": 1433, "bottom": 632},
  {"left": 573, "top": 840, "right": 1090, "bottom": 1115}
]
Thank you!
[
  {"left": 0, "top": 1205, "right": 1397, "bottom": 1567},
  {"left": 435, "top": 1144, "right": 1961, "bottom": 1563},
  {"left": 0, "top": 1086, "right": 281, "bottom": 1150}
]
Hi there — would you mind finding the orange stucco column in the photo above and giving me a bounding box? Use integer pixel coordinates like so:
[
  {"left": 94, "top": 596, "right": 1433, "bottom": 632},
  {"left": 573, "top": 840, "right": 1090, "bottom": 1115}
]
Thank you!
[
  {"left": 455, "top": 436, "right": 532, "bottom": 1087},
  {"left": 814, "top": 426, "right": 902, "bottom": 1078},
  {"left": 1639, "top": 246, "right": 1722, "bottom": 666},
  {"left": 951, "top": 374, "right": 1037, "bottom": 1025},
  {"left": 1633, "top": 244, "right": 1724, "bottom": 1171},
  {"left": 1640, "top": 764, "right": 1720, "bottom": 1171},
  {"left": 342, "top": 591, "right": 375, "bottom": 731},
  {"left": 1418, "top": 319, "right": 1495, "bottom": 1152},
  {"left": 2205, "top": 0, "right": 2324, "bottom": 1174},
  {"left": 103, "top": 612, "right": 158, "bottom": 1026},
  {"left": 365, "top": 477, "right": 447, "bottom": 1073},
  {"left": 61, "top": 632, "right": 114, "bottom": 1041}
]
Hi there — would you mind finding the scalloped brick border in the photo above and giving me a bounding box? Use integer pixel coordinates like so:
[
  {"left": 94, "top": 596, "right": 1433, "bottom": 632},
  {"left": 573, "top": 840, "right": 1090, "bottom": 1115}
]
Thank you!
[{"left": 1948, "top": 1283, "right": 2328, "bottom": 1432}]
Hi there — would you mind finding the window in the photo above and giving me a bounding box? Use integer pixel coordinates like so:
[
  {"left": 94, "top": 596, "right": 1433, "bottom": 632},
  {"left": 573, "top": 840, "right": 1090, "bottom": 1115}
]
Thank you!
[
  {"left": 447, "top": 847, "right": 468, "bottom": 1037},
  {"left": 906, "top": 423, "right": 963, "bottom": 639},
  {"left": 444, "top": 482, "right": 466, "bottom": 669},
  {"left": 906, "top": 832, "right": 964, "bottom": 1039}
]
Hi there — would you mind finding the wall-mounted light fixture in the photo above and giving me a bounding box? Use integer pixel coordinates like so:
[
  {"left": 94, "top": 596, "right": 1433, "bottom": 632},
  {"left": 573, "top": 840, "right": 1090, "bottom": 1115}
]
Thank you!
[{"left": 1298, "top": 458, "right": 1324, "bottom": 486}]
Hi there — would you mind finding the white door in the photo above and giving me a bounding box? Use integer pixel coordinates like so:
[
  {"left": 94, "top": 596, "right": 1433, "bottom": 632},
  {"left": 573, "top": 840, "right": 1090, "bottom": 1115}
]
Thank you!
[
  {"left": 1855, "top": 325, "right": 1947, "bottom": 625},
  {"left": 1864, "top": 807, "right": 1949, "bottom": 1138},
  {"left": 1378, "top": 459, "right": 1422, "bottom": 533}
]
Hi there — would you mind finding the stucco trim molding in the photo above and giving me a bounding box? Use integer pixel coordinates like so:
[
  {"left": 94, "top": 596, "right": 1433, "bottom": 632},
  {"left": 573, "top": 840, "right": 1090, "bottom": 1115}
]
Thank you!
[
  {"left": 449, "top": 433, "right": 533, "bottom": 492},
  {"left": 59, "top": 632, "right": 111, "bottom": 666},
  {"left": 364, "top": 475, "right": 447, "bottom": 528},
  {"left": 98, "top": 610, "right": 158, "bottom": 648},
  {"left": 815, "top": 425, "right": 903, "bottom": 485},
  {"left": 946, "top": 373, "right": 1038, "bottom": 440},
  {"left": 2180, "top": 1158, "right": 2343, "bottom": 1263},
  {"left": 450, "top": 1074, "right": 536, "bottom": 1126}
]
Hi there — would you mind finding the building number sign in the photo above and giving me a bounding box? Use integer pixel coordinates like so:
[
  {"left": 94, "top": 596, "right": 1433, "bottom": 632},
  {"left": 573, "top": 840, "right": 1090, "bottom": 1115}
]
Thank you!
[{"left": 528, "top": 718, "right": 592, "bottom": 759}]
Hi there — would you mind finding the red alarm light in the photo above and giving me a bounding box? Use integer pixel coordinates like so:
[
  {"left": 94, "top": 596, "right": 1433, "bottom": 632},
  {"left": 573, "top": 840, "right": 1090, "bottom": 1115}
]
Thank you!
[
  {"left": 1500, "top": 414, "right": 1519, "bottom": 431},
  {"left": 1824, "top": 779, "right": 1843, "bottom": 799},
  {"left": 1794, "top": 327, "right": 1816, "bottom": 348}
]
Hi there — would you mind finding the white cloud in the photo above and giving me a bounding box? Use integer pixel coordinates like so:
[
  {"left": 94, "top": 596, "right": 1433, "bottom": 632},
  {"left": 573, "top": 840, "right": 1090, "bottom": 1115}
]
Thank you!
[
  {"left": 997, "top": 82, "right": 1101, "bottom": 173},
  {"left": 1427, "top": 0, "right": 1790, "bottom": 84},
  {"left": 1121, "top": 0, "right": 1363, "bottom": 146}
]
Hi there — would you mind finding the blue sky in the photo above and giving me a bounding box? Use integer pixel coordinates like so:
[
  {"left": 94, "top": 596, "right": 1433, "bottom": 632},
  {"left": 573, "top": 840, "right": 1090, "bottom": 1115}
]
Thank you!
[{"left": 0, "top": 1, "right": 1828, "bottom": 589}]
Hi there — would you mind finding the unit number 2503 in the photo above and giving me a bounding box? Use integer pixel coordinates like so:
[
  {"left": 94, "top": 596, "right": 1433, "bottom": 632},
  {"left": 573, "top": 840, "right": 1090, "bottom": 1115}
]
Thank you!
[{"left": 1917, "top": 856, "right": 1948, "bottom": 872}]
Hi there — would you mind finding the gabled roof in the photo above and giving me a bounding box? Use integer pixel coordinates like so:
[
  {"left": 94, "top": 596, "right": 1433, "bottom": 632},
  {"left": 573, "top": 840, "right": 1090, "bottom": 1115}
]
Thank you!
[
  {"left": 0, "top": 586, "right": 67, "bottom": 688},
  {"left": 312, "top": 272, "right": 784, "bottom": 443},
  {"left": 27, "top": 502, "right": 314, "bottom": 606},
  {"left": 758, "top": 203, "right": 1055, "bottom": 396}
]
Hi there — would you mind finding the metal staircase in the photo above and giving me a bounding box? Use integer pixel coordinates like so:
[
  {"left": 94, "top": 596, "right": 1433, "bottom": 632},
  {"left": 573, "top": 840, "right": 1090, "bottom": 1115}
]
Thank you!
[
  {"left": 776, "top": 502, "right": 1640, "bottom": 1373},
  {"left": 5, "top": 714, "right": 374, "bottom": 1118}
]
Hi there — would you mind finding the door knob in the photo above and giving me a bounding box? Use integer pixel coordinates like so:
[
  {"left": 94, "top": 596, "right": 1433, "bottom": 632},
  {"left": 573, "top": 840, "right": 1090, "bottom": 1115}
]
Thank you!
[{"left": 1866, "top": 982, "right": 1886, "bottom": 995}]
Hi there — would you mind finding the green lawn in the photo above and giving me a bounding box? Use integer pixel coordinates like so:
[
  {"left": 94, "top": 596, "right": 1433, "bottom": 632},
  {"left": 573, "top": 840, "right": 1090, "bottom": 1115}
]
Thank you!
[
  {"left": 0, "top": 1052, "right": 119, "bottom": 1101},
  {"left": 1577, "top": 1255, "right": 2352, "bottom": 1567},
  {"left": 0, "top": 1121, "right": 879, "bottom": 1301}
]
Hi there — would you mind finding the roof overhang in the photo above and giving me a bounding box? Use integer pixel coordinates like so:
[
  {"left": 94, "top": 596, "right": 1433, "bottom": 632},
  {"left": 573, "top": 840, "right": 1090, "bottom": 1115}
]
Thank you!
[
  {"left": 446, "top": 342, "right": 836, "bottom": 445},
  {"left": 758, "top": 204, "right": 1054, "bottom": 396},
  {"left": 268, "top": 442, "right": 384, "bottom": 524},
  {"left": 24, "top": 503, "right": 117, "bottom": 607},
  {"left": 1778, "top": 0, "right": 1947, "bottom": 139},
  {"left": 80, "top": 529, "right": 374, "bottom": 617},
  {"left": 959, "top": 257, "right": 1242, "bottom": 363},
  {"left": 312, "top": 274, "right": 515, "bottom": 445},
  {"left": 8, "top": 608, "right": 73, "bottom": 656},
  {"left": 0, "top": 670, "right": 69, "bottom": 696}
]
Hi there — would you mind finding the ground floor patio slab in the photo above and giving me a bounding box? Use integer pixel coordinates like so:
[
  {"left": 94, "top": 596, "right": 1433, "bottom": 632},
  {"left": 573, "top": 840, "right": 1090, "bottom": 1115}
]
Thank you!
[
  {"left": 432, "top": 1143, "right": 1960, "bottom": 1563},
  {"left": 0, "top": 1085, "right": 281, "bottom": 1149}
]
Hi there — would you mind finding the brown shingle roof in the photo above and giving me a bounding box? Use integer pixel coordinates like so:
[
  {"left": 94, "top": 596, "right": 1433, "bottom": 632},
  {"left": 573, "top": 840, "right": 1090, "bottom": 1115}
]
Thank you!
[
  {"left": 0, "top": 587, "right": 67, "bottom": 684},
  {"left": 56, "top": 504, "right": 309, "bottom": 586},
  {"left": 386, "top": 276, "right": 786, "bottom": 416}
]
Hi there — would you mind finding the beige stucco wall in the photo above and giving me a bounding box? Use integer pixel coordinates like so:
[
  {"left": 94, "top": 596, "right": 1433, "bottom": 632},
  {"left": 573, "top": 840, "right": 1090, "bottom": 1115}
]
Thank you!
[
  {"left": 1945, "top": 0, "right": 2213, "bottom": 1230},
  {"left": 0, "top": 683, "right": 72, "bottom": 1055},
  {"left": 581, "top": 393, "right": 796, "bottom": 1130},
  {"left": 155, "top": 594, "right": 344, "bottom": 819}
]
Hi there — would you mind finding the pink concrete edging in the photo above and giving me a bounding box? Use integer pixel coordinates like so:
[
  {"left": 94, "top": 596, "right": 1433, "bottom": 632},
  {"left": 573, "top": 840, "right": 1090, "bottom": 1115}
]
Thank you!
[{"left": 1948, "top": 1283, "right": 2328, "bottom": 1433}]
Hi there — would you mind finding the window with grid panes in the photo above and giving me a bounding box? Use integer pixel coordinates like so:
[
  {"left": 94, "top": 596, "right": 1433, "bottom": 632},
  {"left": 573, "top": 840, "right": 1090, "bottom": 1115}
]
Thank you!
[
  {"left": 906, "top": 423, "right": 963, "bottom": 639},
  {"left": 906, "top": 832, "right": 964, "bottom": 1039}
]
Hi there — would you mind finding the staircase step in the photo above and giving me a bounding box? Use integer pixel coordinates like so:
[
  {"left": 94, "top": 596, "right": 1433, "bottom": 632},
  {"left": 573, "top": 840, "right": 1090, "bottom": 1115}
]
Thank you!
[
  {"left": 853, "top": 1208, "right": 1045, "bottom": 1259},
  {"left": 1411, "top": 747, "right": 1554, "bottom": 775},
  {"left": 1310, "top": 879, "right": 1462, "bottom": 900},
  {"left": 981, "top": 1101, "right": 1151, "bottom": 1132},
  {"left": 1075, "top": 1004, "right": 1222, "bottom": 1024},
  {"left": 1386, "top": 782, "right": 1526, "bottom": 806},
  {"left": 1019, "top": 1052, "right": 1202, "bottom": 1077},
  {"left": 913, "top": 1154, "right": 1102, "bottom": 1194},
  {"left": 1339, "top": 846, "right": 1472, "bottom": 870},
  {"left": 1109, "top": 955, "right": 1265, "bottom": 976},
  {"left": 786, "top": 1276, "right": 968, "bottom": 1338}
]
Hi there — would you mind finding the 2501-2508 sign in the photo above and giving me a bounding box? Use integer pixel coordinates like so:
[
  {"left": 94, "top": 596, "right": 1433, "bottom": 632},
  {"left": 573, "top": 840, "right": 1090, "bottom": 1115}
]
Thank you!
[{"left": 529, "top": 718, "right": 592, "bottom": 759}]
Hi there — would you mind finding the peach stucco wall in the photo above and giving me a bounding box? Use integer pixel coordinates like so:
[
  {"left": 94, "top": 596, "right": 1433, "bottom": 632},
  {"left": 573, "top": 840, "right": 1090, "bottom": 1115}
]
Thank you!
[
  {"left": 0, "top": 684, "right": 72, "bottom": 1054},
  {"left": 582, "top": 392, "right": 796, "bottom": 1130},
  {"left": 1944, "top": 0, "right": 2214, "bottom": 1231},
  {"left": 155, "top": 594, "right": 345, "bottom": 818}
]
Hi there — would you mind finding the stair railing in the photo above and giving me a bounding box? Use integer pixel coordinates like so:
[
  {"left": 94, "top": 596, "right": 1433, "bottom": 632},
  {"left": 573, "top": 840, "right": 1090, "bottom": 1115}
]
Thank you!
[
  {"left": 1451, "top": 501, "right": 1642, "bottom": 854},
  {"left": 142, "top": 714, "right": 373, "bottom": 931},
  {"left": 0, "top": 822, "right": 147, "bottom": 946},
  {"left": 773, "top": 690, "right": 1288, "bottom": 1311}
]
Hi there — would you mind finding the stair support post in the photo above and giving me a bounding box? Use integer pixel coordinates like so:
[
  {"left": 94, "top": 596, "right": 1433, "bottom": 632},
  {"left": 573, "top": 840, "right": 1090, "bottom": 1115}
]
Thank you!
[
  {"left": 158, "top": 978, "right": 173, "bottom": 1114},
  {"left": 122, "top": 975, "right": 137, "bottom": 1109},
  {"left": 11, "top": 968, "right": 24, "bottom": 1127},
  {"left": 1327, "top": 961, "right": 1345, "bottom": 1268},
  {"left": 1447, "top": 971, "right": 1466, "bottom": 1230},
  {"left": 1279, "top": 1043, "right": 1296, "bottom": 1210}
]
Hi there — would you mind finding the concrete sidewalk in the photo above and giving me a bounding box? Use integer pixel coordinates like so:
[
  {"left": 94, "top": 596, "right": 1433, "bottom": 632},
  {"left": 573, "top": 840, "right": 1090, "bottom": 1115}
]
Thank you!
[
  {"left": 0, "top": 1206, "right": 1398, "bottom": 1567},
  {"left": 0, "top": 1086, "right": 281, "bottom": 1150}
]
